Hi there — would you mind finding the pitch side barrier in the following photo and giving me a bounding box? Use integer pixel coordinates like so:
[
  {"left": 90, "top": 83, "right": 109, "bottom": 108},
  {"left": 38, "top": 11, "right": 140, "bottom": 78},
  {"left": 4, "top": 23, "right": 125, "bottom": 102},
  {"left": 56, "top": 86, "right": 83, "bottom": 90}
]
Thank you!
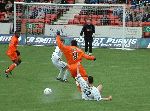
[{"left": 0, "top": 34, "right": 150, "bottom": 48}]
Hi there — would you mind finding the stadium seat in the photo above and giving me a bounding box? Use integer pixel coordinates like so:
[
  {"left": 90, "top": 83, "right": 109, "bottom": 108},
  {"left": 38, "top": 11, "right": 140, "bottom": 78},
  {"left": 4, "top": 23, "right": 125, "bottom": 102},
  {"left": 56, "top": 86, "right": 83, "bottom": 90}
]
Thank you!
[
  {"left": 91, "top": 15, "right": 98, "bottom": 20},
  {"left": 29, "top": 19, "right": 35, "bottom": 23},
  {"left": 97, "top": 15, "right": 103, "bottom": 19},
  {"left": 80, "top": 15, "right": 87, "bottom": 20},
  {"left": 45, "top": 19, "right": 51, "bottom": 24},
  {"left": 67, "top": 0, "right": 74, "bottom": 4},
  {"left": 144, "top": 32, "right": 150, "bottom": 38},
  {"left": 114, "top": 20, "right": 120, "bottom": 26},
  {"left": 0, "top": 16, "right": 4, "bottom": 21},
  {"left": 132, "top": 22, "right": 139, "bottom": 27},
  {"left": 96, "top": 21, "right": 101, "bottom": 26},
  {"left": 46, "top": 14, "right": 51, "bottom": 18},
  {"left": 74, "top": 15, "right": 80, "bottom": 19},
  {"left": 73, "top": 19, "right": 80, "bottom": 24},
  {"left": 80, "top": 19, "right": 85, "bottom": 25},
  {"left": 68, "top": 19, "right": 74, "bottom": 24},
  {"left": 92, "top": 20, "right": 97, "bottom": 25},
  {"left": 51, "top": 14, "right": 57, "bottom": 20},
  {"left": 110, "top": 20, "right": 115, "bottom": 25},
  {"left": 126, "top": 21, "right": 133, "bottom": 27},
  {"left": 142, "top": 22, "right": 150, "bottom": 26}
]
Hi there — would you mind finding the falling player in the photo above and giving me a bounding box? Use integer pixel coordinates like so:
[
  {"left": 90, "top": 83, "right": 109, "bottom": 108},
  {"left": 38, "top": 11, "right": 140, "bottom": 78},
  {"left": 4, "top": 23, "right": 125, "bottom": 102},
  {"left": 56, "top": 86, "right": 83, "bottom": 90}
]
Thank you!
[
  {"left": 76, "top": 62, "right": 112, "bottom": 101},
  {"left": 51, "top": 38, "right": 69, "bottom": 82},
  {"left": 5, "top": 31, "right": 22, "bottom": 77},
  {"left": 56, "top": 31, "right": 96, "bottom": 79}
]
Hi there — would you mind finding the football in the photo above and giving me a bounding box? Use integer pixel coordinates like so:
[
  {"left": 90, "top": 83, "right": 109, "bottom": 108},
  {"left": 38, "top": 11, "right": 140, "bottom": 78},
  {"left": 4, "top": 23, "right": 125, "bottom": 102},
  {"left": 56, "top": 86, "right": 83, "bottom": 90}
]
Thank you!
[{"left": 44, "top": 88, "right": 52, "bottom": 95}]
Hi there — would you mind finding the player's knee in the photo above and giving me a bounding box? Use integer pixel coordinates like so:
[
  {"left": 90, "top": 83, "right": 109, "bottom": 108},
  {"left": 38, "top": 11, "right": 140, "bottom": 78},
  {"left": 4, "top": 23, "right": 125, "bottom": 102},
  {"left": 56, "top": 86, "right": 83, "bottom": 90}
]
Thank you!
[
  {"left": 98, "top": 84, "right": 103, "bottom": 88},
  {"left": 16, "top": 50, "right": 20, "bottom": 56},
  {"left": 18, "top": 59, "right": 22, "bottom": 65},
  {"left": 15, "top": 59, "right": 22, "bottom": 66}
]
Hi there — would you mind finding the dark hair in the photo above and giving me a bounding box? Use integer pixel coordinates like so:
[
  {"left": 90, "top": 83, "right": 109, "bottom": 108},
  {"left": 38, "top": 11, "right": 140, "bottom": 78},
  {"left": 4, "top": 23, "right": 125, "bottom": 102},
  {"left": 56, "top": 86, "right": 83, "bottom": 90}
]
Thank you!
[
  {"left": 88, "top": 76, "right": 93, "bottom": 84},
  {"left": 15, "top": 30, "right": 20, "bottom": 34},
  {"left": 71, "top": 40, "right": 77, "bottom": 46},
  {"left": 14, "top": 31, "right": 20, "bottom": 38}
]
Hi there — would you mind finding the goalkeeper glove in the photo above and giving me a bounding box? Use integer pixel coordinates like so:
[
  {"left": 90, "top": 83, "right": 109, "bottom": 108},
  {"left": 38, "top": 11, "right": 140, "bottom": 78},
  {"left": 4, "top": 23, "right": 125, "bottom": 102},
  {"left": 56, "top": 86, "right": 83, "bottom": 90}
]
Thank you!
[
  {"left": 56, "top": 31, "right": 60, "bottom": 35},
  {"left": 92, "top": 33, "right": 95, "bottom": 37}
]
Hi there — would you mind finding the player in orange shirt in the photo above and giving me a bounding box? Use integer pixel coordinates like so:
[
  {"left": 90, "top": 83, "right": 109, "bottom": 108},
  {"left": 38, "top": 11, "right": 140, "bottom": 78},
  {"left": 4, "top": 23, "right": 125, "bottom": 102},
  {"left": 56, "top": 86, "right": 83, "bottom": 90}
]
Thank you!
[
  {"left": 56, "top": 32, "right": 96, "bottom": 79},
  {"left": 5, "top": 31, "right": 22, "bottom": 77}
]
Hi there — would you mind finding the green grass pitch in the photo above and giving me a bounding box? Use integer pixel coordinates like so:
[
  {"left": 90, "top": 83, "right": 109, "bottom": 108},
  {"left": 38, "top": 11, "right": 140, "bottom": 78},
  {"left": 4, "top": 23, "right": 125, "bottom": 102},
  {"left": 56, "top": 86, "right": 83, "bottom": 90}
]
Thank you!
[{"left": 0, "top": 44, "right": 150, "bottom": 111}]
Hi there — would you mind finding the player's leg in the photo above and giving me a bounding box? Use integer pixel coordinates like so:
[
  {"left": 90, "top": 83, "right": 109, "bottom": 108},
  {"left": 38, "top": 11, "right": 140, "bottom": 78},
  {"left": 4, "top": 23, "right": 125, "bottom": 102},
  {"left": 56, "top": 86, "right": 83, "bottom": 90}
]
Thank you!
[
  {"left": 76, "top": 64, "right": 88, "bottom": 92},
  {"left": 97, "top": 84, "right": 112, "bottom": 101},
  {"left": 97, "top": 84, "right": 103, "bottom": 93},
  {"left": 51, "top": 59, "right": 63, "bottom": 80},
  {"left": 101, "top": 96, "right": 112, "bottom": 101},
  {"left": 84, "top": 37, "right": 89, "bottom": 54},
  {"left": 62, "top": 69, "right": 69, "bottom": 82},
  {"left": 5, "top": 52, "right": 21, "bottom": 73},
  {"left": 67, "top": 64, "right": 77, "bottom": 78},
  {"left": 79, "top": 64, "right": 88, "bottom": 78},
  {"left": 5, "top": 51, "right": 21, "bottom": 77},
  {"left": 56, "top": 60, "right": 68, "bottom": 81},
  {"left": 5, "top": 57, "right": 21, "bottom": 73},
  {"left": 53, "top": 61, "right": 64, "bottom": 80},
  {"left": 57, "top": 68, "right": 65, "bottom": 80},
  {"left": 88, "top": 37, "right": 93, "bottom": 55}
]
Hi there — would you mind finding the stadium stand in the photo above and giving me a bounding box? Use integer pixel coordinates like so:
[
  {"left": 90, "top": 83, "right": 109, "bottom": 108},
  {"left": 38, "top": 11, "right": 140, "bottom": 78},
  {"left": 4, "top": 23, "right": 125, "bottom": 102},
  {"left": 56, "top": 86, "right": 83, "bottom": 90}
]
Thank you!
[{"left": 0, "top": 0, "right": 149, "bottom": 36}]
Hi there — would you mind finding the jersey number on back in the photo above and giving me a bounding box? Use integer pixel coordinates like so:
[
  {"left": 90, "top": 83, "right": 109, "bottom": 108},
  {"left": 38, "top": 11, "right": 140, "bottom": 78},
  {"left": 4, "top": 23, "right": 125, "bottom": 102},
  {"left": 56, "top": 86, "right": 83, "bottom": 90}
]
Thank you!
[
  {"left": 83, "top": 87, "right": 91, "bottom": 97},
  {"left": 72, "top": 50, "right": 78, "bottom": 60}
]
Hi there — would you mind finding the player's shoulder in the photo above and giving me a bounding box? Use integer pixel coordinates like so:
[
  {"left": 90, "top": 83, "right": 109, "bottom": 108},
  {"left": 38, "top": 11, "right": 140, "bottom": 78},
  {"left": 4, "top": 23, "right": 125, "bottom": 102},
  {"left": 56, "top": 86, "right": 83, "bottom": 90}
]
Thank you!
[
  {"left": 55, "top": 46, "right": 59, "bottom": 49},
  {"left": 55, "top": 46, "right": 61, "bottom": 51},
  {"left": 12, "top": 36, "right": 18, "bottom": 41}
]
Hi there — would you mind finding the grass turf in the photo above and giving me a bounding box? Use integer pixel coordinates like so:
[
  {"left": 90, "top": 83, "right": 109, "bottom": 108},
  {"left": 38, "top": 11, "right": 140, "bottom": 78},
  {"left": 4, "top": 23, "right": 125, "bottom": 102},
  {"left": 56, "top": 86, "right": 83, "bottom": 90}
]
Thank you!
[{"left": 0, "top": 44, "right": 150, "bottom": 111}]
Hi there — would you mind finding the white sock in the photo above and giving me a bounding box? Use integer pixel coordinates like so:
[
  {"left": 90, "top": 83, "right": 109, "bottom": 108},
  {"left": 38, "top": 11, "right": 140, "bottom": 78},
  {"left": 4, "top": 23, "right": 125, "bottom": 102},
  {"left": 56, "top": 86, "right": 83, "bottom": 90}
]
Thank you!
[
  {"left": 57, "top": 69, "right": 65, "bottom": 79},
  {"left": 63, "top": 69, "right": 69, "bottom": 80}
]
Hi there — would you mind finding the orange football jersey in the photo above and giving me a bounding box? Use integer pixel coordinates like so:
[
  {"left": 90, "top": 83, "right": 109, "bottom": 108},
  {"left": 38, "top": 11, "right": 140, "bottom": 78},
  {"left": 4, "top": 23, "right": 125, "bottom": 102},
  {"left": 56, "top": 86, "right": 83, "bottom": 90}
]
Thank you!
[
  {"left": 56, "top": 35, "right": 95, "bottom": 65},
  {"left": 7, "top": 36, "right": 19, "bottom": 53}
]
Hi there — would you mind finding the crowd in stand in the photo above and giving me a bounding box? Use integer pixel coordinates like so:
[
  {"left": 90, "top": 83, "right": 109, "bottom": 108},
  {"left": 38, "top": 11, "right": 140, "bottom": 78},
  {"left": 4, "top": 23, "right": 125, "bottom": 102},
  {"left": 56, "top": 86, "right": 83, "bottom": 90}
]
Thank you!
[
  {"left": 0, "top": 0, "right": 14, "bottom": 22},
  {"left": 0, "top": 0, "right": 149, "bottom": 23}
]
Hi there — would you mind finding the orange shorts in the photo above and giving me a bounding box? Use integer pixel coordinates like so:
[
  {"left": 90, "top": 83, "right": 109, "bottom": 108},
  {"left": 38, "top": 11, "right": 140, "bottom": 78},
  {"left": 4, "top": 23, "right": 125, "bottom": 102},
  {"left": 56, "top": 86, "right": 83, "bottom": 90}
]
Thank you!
[
  {"left": 68, "top": 63, "right": 88, "bottom": 78},
  {"left": 6, "top": 51, "right": 18, "bottom": 61}
]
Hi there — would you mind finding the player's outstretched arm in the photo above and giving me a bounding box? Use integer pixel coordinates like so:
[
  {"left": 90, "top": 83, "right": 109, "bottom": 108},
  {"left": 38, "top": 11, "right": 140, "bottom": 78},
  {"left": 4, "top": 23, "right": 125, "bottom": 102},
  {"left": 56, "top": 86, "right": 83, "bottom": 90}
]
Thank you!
[
  {"left": 101, "top": 96, "right": 112, "bottom": 101},
  {"left": 56, "top": 34, "right": 66, "bottom": 51},
  {"left": 82, "top": 54, "right": 96, "bottom": 61}
]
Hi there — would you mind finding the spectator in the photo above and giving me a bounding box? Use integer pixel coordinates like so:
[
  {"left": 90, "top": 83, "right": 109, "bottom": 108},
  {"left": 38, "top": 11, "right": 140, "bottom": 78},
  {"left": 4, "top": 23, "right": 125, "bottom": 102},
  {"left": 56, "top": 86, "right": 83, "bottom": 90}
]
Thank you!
[
  {"left": 30, "top": 7, "right": 38, "bottom": 19},
  {"left": 84, "top": 0, "right": 90, "bottom": 4},
  {"left": 61, "top": 0, "right": 68, "bottom": 4},
  {"left": 101, "top": 15, "right": 110, "bottom": 25},
  {"left": 0, "top": 0, "right": 5, "bottom": 12},
  {"left": 142, "top": 12, "right": 150, "bottom": 22},
  {"left": 144, "top": 3, "right": 150, "bottom": 13},
  {"left": 4, "top": 11, "right": 10, "bottom": 22},
  {"left": 90, "top": 0, "right": 98, "bottom": 4},
  {"left": 112, "top": 0, "right": 117, "bottom": 3},
  {"left": 5, "top": 1, "right": 13, "bottom": 12},
  {"left": 135, "top": 12, "right": 143, "bottom": 21},
  {"left": 3, "top": 10, "right": 13, "bottom": 22}
]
